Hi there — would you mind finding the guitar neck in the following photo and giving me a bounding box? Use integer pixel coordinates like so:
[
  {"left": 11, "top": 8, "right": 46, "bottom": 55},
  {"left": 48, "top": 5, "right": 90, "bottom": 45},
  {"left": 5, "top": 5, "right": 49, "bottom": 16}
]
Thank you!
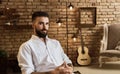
[
  {"left": 79, "top": 29, "right": 84, "bottom": 45},
  {"left": 79, "top": 28, "right": 85, "bottom": 53}
]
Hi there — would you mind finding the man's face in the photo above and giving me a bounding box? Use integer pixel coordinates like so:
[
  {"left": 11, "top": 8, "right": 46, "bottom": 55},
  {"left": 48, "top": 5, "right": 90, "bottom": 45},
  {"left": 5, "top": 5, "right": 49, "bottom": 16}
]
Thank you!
[{"left": 32, "top": 16, "right": 49, "bottom": 38}]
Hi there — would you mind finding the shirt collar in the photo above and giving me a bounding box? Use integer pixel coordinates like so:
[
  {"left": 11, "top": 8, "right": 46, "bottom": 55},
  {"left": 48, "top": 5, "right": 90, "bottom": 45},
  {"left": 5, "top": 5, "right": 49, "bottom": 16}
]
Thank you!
[{"left": 31, "top": 35, "right": 49, "bottom": 41}]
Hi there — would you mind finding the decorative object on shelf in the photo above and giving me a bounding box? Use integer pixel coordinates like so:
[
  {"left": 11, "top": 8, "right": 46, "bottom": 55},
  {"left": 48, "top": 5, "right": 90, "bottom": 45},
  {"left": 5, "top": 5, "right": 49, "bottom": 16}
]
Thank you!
[
  {"left": 79, "top": 7, "right": 96, "bottom": 27},
  {"left": 56, "top": 2, "right": 74, "bottom": 55},
  {"left": 0, "top": 8, "right": 20, "bottom": 25}
]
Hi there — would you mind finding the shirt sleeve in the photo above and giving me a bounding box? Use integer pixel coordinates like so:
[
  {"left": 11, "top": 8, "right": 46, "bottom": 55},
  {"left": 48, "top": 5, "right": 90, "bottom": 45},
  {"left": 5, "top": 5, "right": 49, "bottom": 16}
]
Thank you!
[
  {"left": 17, "top": 43, "right": 34, "bottom": 74},
  {"left": 57, "top": 41, "right": 72, "bottom": 64}
]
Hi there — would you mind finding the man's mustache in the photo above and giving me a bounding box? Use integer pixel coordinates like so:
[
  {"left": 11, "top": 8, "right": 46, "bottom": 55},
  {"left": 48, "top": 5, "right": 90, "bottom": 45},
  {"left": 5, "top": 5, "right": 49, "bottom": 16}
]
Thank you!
[{"left": 41, "top": 29, "right": 47, "bottom": 31}]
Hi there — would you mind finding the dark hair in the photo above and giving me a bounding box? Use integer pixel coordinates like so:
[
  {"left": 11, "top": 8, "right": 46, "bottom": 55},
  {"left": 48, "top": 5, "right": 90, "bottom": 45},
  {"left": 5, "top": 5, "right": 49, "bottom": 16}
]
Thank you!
[{"left": 32, "top": 11, "right": 49, "bottom": 21}]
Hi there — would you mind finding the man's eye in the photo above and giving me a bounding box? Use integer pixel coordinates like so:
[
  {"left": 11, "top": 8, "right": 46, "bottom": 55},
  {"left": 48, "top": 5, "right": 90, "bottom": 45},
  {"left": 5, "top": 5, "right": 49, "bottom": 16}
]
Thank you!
[
  {"left": 39, "top": 22, "right": 43, "bottom": 25},
  {"left": 46, "top": 23, "right": 49, "bottom": 25}
]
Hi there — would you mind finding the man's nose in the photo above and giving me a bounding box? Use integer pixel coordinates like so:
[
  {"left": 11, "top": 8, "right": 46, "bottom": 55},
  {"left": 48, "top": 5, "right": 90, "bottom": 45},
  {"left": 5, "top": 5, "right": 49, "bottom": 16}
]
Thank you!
[{"left": 43, "top": 24, "right": 46, "bottom": 29}]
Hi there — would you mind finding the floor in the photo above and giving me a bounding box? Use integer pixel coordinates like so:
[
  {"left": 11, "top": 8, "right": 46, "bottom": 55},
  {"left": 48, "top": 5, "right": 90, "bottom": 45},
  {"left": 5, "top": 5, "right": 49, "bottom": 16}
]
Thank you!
[
  {"left": 74, "top": 61, "right": 120, "bottom": 74},
  {"left": 7, "top": 61, "right": 120, "bottom": 74}
]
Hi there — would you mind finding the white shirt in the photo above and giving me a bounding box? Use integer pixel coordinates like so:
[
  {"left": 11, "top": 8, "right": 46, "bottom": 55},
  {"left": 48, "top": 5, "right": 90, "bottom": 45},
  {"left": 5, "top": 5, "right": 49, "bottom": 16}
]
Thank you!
[{"left": 17, "top": 35, "right": 72, "bottom": 74}]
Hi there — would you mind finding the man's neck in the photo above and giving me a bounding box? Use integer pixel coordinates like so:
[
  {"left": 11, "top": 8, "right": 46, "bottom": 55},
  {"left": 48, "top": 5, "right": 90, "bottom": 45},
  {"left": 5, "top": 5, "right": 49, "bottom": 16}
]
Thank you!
[
  {"left": 40, "top": 38, "right": 46, "bottom": 44},
  {"left": 34, "top": 33, "right": 47, "bottom": 44}
]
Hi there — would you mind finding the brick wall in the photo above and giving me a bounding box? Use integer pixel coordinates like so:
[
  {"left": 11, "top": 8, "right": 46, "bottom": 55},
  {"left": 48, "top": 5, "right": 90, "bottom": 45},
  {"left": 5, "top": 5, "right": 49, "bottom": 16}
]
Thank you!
[{"left": 0, "top": 0, "right": 120, "bottom": 65}]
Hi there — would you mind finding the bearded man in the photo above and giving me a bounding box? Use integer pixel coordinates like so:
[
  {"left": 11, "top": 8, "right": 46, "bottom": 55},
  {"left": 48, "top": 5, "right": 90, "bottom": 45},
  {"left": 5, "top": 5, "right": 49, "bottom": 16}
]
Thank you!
[{"left": 17, "top": 11, "right": 73, "bottom": 74}]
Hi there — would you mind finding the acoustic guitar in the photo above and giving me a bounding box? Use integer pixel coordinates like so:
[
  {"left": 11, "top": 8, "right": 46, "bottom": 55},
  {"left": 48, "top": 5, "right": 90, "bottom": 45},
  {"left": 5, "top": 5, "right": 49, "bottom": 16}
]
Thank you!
[{"left": 77, "top": 28, "right": 91, "bottom": 65}]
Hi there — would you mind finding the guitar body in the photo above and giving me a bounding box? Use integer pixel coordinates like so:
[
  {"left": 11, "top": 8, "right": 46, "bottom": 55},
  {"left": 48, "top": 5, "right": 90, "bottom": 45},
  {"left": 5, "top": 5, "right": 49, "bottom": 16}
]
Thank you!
[{"left": 77, "top": 46, "right": 91, "bottom": 65}]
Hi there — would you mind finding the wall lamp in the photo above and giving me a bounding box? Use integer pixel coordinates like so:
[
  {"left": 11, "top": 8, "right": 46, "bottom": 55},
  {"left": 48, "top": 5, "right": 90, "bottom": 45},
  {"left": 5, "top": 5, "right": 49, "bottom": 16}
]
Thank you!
[
  {"left": 72, "top": 33, "right": 77, "bottom": 42},
  {"left": 56, "top": 17, "right": 62, "bottom": 27},
  {"left": 56, "top": 2, "right": 74, "bottom": 55},
  {"left": 56, "top": 2, "right": 74, "bottom": 27}
]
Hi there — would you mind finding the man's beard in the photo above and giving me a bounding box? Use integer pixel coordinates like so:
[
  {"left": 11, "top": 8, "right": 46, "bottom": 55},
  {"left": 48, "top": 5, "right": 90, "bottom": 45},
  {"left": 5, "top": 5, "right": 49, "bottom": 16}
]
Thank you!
[{"left": 35, "top": 29, "right": 47, "bottom": 38}]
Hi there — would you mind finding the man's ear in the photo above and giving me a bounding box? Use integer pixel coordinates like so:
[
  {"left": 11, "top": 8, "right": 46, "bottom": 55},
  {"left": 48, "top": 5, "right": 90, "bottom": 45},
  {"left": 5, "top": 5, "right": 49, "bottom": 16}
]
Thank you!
[{"left": 32, "top": 22, "right": 35, "bottom": 28}]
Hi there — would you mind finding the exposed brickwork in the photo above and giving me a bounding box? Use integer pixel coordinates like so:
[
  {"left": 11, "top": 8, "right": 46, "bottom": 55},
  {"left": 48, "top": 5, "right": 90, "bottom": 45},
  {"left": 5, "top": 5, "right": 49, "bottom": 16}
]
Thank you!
[{"left": 0, "top": 0, "right": 120, "bottom": 65}]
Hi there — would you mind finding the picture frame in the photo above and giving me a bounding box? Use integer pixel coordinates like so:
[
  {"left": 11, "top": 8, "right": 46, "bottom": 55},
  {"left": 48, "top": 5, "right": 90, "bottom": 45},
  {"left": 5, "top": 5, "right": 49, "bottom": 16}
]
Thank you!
[{"left": 79, "top": 7, "right": 96, "bottom": 27}]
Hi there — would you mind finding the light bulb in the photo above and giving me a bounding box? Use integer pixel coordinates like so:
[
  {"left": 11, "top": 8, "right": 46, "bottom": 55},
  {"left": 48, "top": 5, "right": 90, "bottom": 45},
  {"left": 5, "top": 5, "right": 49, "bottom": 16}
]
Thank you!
[
  {"left": 68, "top": 3, "right": 74, "bottom": 10},
  {"left": 58, "top": 23, "right": 62, "bottom": 27},
  {"left": 73, "top": 37, "right": 77, "bottom": 42},
  {"left": 5, "top": 22, "right": 11, "bottom": 25},
  {"left": 69, "top": 6, "right": 73, "bottom": 10}
]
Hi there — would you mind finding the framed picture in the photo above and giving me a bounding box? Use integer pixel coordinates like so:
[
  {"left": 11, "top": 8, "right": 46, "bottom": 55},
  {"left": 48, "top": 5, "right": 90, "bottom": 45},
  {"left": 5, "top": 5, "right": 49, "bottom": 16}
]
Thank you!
[{"left": 79, "top": 7, "right": 96, "bottom": 27}]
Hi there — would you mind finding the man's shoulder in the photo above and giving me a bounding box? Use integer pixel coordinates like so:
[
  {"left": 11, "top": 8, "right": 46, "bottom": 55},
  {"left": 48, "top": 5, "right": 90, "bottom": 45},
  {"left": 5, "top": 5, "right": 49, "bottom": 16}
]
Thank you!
[
  {"left": 48, "top": 38, "right": 59, "bottom": 43},
  {"left": 48, "top": 38, "right": 62, "bottom": 47},
  {"left": 20, "top": 39, "right": 31, "bottom": 47}
]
